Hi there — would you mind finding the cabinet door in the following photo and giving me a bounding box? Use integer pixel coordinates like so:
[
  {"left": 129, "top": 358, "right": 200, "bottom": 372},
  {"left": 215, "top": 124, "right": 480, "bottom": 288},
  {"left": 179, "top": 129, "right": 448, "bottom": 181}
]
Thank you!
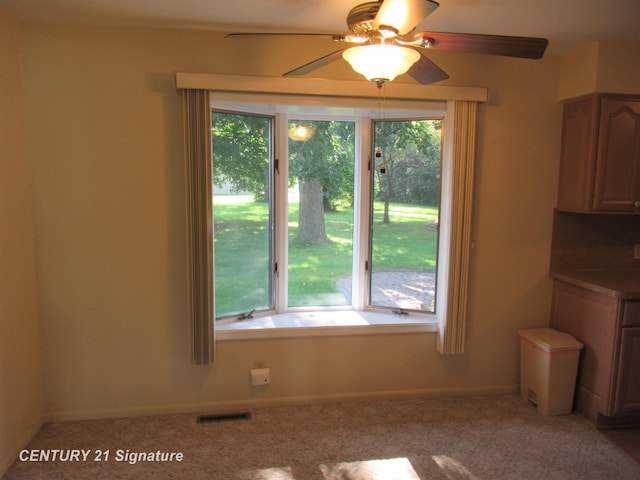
[
  {"left": 623, "top": 301, "right": 640, "bottom": 326},
  {"left": 550, "top": 281, "right": 620, "bottom": 418},
  {"left": 557, "top": 96, "right": 599, "bottom": 212},
  {"left": 594, "top": 99, "right": 640, "bottom": 212},
  {"left": 614, "top": 327, "right": 640, "bottom": 414}
]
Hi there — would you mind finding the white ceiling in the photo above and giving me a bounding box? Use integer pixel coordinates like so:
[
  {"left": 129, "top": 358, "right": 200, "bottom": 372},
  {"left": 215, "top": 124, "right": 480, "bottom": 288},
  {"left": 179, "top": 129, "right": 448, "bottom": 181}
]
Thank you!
[{"left": 2, "top": 0, "right": 640, "bottom": 56}]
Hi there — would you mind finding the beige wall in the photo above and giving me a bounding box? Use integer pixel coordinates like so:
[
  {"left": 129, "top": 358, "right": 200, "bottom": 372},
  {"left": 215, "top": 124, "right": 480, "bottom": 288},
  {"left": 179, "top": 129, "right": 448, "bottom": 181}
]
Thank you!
[
  {"left": 558, "top": 40, "right": 640, "bottom": 100},
  {"left": 0, "top": 9, "right": 45, "bottom": 475},
  {"left": 558, "top": 42, "right": 600, "bottom": 100},
  {"left": 595, "top": 41, "right": 640, "bottom": 95},
  {"left": 17, "top": 23, "right": 563, "bottom": 420}
]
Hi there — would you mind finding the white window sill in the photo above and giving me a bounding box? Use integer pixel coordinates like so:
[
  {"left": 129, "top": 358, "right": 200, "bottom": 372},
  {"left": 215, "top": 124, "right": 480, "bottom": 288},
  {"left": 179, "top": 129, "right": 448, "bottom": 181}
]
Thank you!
[{"left": 216, "top": 310, "right": 438, "bottom": 341}]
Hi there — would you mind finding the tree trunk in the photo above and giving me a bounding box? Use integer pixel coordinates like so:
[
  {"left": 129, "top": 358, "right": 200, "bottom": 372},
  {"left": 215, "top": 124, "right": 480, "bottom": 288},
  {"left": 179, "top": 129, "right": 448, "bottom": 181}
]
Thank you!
[
  {"left": 323, "top": 186, "right": 335, "bottom": 212},
  {"left": 379, "top": 169, "right": 392, "bottom": 224},
  {"left": 294, "top": 178, "right": 329, "bottom": 244},
  {"left": 383, "top": 199, "right": 390, "bottom": 224}
]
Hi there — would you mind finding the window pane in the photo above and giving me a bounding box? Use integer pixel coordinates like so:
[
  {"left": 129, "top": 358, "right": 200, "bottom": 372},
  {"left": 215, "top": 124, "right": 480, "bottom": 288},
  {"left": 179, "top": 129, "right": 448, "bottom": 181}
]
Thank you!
[
  {"left": 211, "top": 112, "right": 273, "bottom": 318},
  {"left": 370, "top": 119, "right": 442, "bottom": 312},
  {"left": 287, "top": 120, "right": 355, "bottom": 307}
]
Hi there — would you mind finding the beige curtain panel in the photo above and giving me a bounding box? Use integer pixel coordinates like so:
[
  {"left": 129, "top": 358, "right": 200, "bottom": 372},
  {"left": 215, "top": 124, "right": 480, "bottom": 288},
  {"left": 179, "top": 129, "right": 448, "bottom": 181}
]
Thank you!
[
  {"left": 439, "top": 100, "right": 477, "bottom": 355},
  {"left": 183, "top": 89, "right": 215, "bottom": 365}
]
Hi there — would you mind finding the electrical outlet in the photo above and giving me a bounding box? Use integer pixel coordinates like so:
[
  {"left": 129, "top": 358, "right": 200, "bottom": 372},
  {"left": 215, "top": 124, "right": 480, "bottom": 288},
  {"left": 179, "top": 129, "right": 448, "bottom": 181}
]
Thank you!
[
  {"left": 250, "top": 368, "right": 271, "bottom": 386},
  {"left": 634, "top": 243, "right": 640, "bottom": 260}
]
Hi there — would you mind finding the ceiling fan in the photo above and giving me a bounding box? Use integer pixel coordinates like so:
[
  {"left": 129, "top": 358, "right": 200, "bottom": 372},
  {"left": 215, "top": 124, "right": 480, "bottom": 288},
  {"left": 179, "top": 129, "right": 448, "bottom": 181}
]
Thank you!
[{"left": 226, "top": 0, "right": 548, "bottom": 86}]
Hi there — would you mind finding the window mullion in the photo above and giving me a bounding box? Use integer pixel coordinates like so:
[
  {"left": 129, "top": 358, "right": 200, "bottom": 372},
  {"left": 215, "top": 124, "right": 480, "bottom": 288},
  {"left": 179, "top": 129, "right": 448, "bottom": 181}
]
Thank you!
[
  {"left": 274, "top": 113, "right": 289, "bottom": 313},
  {"left": 352, "top": 118, "right": 372, "bottom": 310}
]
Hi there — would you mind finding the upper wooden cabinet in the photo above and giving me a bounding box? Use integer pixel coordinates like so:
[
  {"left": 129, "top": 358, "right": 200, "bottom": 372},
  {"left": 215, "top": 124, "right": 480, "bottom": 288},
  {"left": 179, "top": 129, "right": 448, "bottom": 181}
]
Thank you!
[{"left": 557, "top": 94, "right": 640, "bottom": 213}]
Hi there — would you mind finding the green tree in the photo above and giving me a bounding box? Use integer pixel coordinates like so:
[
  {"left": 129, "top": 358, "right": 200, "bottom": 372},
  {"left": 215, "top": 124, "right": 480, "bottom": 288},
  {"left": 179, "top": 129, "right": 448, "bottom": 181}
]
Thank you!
[
  {"left": 288, "top": 120, "right": 355, "bottom": 244},
  {"left": 374, "top": 119, "right": 442, "bottom": 223},
  {"left": 211, "top": 113, "right": 271, "bottom": 201}
]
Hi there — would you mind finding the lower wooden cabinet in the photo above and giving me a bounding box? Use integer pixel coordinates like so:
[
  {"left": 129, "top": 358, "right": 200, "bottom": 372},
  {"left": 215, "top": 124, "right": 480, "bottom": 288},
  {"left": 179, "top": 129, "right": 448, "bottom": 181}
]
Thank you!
[
  {"left": 615, "top": 327, "right": 640, "bottom": 414},
  {"left": 550, "top": 280, "right": 640, "bottom": 426}
]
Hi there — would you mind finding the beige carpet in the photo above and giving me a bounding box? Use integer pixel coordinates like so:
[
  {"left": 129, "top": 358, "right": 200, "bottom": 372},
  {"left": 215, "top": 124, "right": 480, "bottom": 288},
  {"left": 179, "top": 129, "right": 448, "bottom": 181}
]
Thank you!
[{"left": 5, "top": 395, "right": 640, "bottom": 479}]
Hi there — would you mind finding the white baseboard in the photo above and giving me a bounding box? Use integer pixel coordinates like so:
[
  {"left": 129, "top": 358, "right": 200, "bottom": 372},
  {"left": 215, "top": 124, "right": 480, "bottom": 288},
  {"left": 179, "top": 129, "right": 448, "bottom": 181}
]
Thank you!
[{"left": 49, "top": 384, "right": 519, "bottom": 423}]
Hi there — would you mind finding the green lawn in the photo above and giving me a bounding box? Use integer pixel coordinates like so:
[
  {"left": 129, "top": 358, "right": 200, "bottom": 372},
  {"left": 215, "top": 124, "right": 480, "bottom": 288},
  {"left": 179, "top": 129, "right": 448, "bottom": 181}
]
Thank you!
[{"left": 213, "top": 195, "right": 439, "bottom": 316}]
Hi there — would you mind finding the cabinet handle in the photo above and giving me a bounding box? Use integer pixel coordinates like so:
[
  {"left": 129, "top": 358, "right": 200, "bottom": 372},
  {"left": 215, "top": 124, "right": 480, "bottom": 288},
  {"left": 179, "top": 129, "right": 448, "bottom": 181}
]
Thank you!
[{"left": 635, "top": 201, "right": 640, "bottom": 208}]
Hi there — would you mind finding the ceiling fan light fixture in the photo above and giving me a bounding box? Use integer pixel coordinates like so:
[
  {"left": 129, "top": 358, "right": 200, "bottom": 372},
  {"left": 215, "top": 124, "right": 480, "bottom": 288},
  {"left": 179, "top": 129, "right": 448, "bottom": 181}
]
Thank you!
[{"left": 342, "top": 44, "right": 420, "bottom": 83}]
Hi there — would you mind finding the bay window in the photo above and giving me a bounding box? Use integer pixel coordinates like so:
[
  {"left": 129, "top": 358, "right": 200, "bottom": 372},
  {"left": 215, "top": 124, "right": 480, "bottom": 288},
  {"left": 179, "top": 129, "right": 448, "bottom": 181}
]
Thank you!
[
  {"left": 179, "top": 73, "right": 480, "bottom": 361},
  {"left": 211, "top": 98, "right": 443, "bottom": 326}
]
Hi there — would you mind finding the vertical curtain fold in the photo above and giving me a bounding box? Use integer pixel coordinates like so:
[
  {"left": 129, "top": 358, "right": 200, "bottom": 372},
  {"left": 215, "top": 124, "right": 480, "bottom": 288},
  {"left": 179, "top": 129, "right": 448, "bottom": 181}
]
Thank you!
[
  {"left": 439, "top": 100, "right": 477, "bottom": 355},
  {"left": 183, "top": 89, "right": 215, "bottom": 364}
]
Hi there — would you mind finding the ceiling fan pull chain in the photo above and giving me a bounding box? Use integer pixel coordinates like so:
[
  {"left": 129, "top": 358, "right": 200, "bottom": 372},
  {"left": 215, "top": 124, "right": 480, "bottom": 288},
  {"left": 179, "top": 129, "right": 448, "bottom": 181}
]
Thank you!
[
  {"left": 375, "top": 81, "right": 383, "bottom": 160},
  {"left": 377, "top": 82, "right": 389, "bottom": 174}
]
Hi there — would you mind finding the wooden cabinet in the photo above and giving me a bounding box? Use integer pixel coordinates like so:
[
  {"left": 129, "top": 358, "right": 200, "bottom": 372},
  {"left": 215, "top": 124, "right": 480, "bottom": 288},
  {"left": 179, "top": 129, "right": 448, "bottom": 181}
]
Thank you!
[
  {"left": 550, "top": 280, "right": 640, "bottom": 426},
  {"left": 557, "top": 94, "right": 640, "bottom": 213},
  {"left": 615, "top": 302, "right": 640, "bottom": 414},
  {"left": 615, "top": 327, "right": 640, "bottom": 414}
]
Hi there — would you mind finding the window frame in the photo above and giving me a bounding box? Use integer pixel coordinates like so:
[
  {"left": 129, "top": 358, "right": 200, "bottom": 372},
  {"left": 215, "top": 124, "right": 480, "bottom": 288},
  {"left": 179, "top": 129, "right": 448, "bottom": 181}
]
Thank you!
[
  {"left": 211, "top": 108, "right": 277, "bottom": 319},
  {"left": 211, "top": 94, "right": 447, "bottom": 335},
  {"left": 278, "top": 113, "right": 360, "bottom": 312},
  {"left": 367, "top": 116, "right": 444, "bottom": 314}
]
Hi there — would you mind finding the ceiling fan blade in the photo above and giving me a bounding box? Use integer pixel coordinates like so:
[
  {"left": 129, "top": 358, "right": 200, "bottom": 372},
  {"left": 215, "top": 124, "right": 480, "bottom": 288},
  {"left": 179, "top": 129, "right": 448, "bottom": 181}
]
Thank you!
[
  {"left": 375, "top": 0, "right": 439, "bottom": 36},
  {"left": 283, "top": 50, "right": 347, "bottom": 77},
  {"left": 407, "top": 54, "right": 449, "bottom": 85},
  {"left": 412, "top": 31, "right": 548, "bottom": 59},
  {"left": 226, "top": 32, "right": 338, "bottom": 40},
  {"left": 225, "top": 32, "right": 368, "bottom": 44}
]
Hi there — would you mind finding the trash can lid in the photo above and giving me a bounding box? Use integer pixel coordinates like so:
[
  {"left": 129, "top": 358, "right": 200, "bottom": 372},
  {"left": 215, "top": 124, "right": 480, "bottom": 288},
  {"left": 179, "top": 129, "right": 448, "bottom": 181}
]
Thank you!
[{"left": 518, "top": 328, "right": 583, "bottom": 352}]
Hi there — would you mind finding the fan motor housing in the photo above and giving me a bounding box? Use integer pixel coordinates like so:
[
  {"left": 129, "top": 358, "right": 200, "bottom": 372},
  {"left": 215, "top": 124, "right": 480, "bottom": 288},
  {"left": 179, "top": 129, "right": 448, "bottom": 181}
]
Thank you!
[{"left": 347, "top": 1, "right": 382, "bottom": 36}]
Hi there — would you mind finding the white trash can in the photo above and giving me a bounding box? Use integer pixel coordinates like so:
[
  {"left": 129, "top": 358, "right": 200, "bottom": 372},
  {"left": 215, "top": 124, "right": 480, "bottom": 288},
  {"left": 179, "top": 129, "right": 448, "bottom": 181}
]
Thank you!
[{"left": 518, "top": 328, "right": 583, "bottom": 416}]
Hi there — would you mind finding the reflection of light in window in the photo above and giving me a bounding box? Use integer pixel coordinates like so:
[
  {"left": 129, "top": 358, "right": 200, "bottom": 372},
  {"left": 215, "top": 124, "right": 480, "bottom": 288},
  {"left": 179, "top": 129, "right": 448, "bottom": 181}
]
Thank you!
[
  {"left": 239, "top": 466, "right": 295, "bottom": 480},
  {"left": 288, "top": 123, "right": 316, "bottom": 141},
  {"left": 321, "top": 457, "right": 420, "bottom": 479},
  {"left": 432, "top": 455, "right": 479, "bottom": 479}
]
